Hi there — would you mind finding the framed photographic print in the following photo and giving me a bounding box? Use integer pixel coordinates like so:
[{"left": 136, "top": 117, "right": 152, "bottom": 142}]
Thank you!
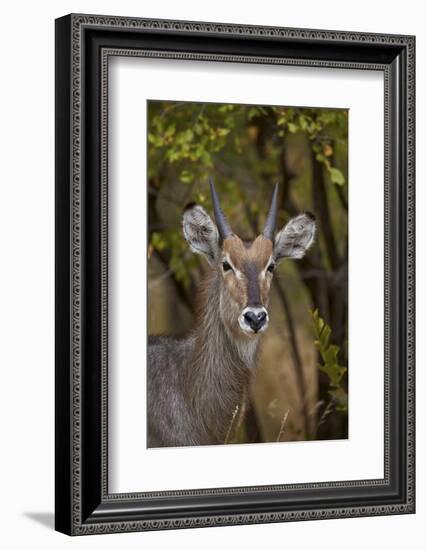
[{"left": 55, "top": 14, "right": 415, "bottom": 535}]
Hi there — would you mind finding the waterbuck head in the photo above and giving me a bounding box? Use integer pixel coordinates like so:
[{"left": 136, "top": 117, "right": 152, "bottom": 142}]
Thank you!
[{"left": 182, "top": 178, "right": 316, "bottom": 339}]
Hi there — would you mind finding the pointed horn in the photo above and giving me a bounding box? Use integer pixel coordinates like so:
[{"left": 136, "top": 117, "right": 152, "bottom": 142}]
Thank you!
[
  {"left": 209, "top": 177, "right": 233, "bottom": 240},
  {"left": 263, "top": 184, "right": 279, "bottom": 240}
]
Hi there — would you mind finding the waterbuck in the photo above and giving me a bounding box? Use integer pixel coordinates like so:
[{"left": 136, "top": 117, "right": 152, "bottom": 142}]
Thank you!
[{"left": 147, "top": 179, "right": 316, "bottom": 447}]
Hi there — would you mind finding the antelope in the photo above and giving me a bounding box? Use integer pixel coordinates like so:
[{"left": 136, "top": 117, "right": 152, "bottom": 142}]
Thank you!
[{"left": 147, "top": 179, "right": 316, "bottom": 447}]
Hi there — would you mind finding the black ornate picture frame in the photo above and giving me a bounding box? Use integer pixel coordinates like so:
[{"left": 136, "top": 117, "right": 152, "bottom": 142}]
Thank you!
[{"left": 55, "top": 13, "right": 415, "bottom": 535}]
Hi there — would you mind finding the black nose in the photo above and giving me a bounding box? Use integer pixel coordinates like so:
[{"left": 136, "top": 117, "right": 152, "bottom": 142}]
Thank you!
[{"left": 244, "top": 310, "right": 267, "bottom": 332}]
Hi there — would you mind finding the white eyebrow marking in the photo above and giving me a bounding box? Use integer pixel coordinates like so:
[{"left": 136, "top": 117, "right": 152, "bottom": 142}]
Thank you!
[
  {"left": 224, "top": 253, "right": 243, "bottom": 279},
  {"left": 259, "top": 254, "right": 274, "bottom": 279}
]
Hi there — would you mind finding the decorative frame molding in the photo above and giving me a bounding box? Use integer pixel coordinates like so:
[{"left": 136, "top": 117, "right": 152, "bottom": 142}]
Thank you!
[{"left": 55, "top": 14, "right": 415, "bottom": 535}]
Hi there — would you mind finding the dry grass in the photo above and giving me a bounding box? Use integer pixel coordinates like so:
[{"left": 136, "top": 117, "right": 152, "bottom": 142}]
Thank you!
[
  {"left": 276, "top": 408, "right": 290, "bottom": 442},
  {"left": 224, "top": 405, "right": 240, "bottom": 444}
]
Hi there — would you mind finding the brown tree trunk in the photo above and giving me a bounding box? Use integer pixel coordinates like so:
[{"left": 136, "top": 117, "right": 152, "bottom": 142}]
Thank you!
[{"left": 310, "top": 148, "right": 348, "bottom": 440}]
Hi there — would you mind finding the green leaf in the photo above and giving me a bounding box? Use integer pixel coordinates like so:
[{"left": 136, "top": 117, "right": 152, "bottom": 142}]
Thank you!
[
  {"left": 151, "top": 232, "right": 167, "bottom": 252},
  {"left": 247, "top": 107, "right": 260, "bottom": 120},
  {"left": 164, "top": 124, "right": 176, "bottom": 138},
  {"left": 315, "top": 153, "right": 326, "bottom": 163},
  {"left": 179, "top": 170, "right": 193, "bottom": 184},
  {"left": 329, "top": 387, "right": 348, "bottom": 412},
  {"left": 216, "top": 128, "right": 230, "bottom": 137},
  {"left": 319, "top": 325, "right": 331, "bottom": 350},
  {"left": 298, "top": 114, "right": 309, "bottom": 130},
  {"left": 323, "top": 345, "right": 339, "bottom": 365},
  {"left": 310, "top": 309, "right": 348, "bottom": 416},
  {"left": 329, "top": 167, "right": 345, "bottom": 186}
]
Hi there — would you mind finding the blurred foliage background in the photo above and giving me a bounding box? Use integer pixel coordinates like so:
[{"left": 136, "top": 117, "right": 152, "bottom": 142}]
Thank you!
[{"left": 147, "top": 100, "right": 348, "bottom": 442}]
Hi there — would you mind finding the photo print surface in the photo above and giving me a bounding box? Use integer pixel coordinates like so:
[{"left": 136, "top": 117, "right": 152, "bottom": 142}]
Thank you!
[{"left": 147, "top": 100, "right": 348, "bottom": 448}]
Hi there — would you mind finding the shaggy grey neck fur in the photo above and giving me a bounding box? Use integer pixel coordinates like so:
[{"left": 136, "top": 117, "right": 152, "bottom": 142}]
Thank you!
[
  {"left": 186, "top": 271, "right": 259, "bottom": 441},
  {"left": 147, "top": 268, "right": 259, "bottom": 448}
]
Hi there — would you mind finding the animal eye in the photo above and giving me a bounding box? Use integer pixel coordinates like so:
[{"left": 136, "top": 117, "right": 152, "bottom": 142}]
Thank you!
[
  {"left": 222, "top": 261, "right": 232, "bottom": 272},
  {"left": 267, "top": 263, "right": 275, "bottom": 273}
]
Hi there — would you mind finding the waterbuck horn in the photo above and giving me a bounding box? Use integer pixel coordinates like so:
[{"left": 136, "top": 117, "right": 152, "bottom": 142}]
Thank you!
[
  {"left": 209, "top": 177, "right": 233, "bottom": 240},
  {"left": 263, "top": 184, "right": 279, "bottom": 240}
]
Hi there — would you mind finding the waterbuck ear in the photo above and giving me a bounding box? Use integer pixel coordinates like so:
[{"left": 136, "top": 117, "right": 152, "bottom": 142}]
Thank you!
[
  {"left": 273, "top": 212, "right": 316, "bottom": 263},
  {"left": 182, "top": 204, "right": 219, "bottom": 263}
]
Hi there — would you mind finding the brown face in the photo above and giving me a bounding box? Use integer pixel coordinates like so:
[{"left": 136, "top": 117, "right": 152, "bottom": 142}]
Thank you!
[
  {"left": 182, "top": 183, "right": 316, "bottom": 339},
  {"left": 220, "top": 235, "right": 274, "bottom": 336}
]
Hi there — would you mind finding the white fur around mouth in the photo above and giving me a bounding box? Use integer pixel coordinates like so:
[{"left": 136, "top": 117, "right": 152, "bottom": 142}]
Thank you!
[{"left": 238, "top": 307, "right": 269, "bottom": 335}]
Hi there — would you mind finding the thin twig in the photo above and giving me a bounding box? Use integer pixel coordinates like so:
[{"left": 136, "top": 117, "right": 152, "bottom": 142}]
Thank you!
[
  {"left": 276, "top": 408, "right": 290, "bottom": 442},
  {"left": 224, "top": 405, "right": 240, "bottom": 444},
  {"left": 309, "top": 400, "right": 325, "bottom": 417},
  {"left": 317, "top": 401, "right": 334, "bottom": 430}
]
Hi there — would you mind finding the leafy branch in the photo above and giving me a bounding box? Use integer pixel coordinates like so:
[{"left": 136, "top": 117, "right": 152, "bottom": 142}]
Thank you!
[{"left": 311, "top": 309, "right": 348, "bottom": 414}]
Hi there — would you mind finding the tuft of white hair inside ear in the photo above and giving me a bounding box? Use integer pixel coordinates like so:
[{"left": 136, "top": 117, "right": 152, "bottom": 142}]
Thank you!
[
  {"left": 182, "top": 205, "right": 219, "bottom": 262},
  {"left": 274, "top": 213, "right": 316, "bottom": 262}
]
